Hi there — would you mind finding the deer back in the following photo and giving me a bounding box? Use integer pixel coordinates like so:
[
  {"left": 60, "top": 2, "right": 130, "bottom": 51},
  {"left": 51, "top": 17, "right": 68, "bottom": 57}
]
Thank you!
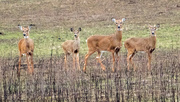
[
  {"left": 87, "top": 33, "right": 122, "bottom": 51},
  {"left": 124, "top": 36, "right": 156, "bottom": 51}
]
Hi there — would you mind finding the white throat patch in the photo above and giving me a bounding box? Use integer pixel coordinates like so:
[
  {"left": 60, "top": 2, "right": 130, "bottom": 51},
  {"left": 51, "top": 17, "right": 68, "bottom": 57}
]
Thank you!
[
  {"left": 118, "top": 28, "right": 122, "bottom": 31},
  {"left": 24, "top": 36, "right": 29, "bottom": 38}
]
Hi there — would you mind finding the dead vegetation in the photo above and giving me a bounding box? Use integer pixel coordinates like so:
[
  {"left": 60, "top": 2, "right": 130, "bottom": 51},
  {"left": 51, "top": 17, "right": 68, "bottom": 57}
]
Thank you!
[{"left": 0, "top": 50, "right": 180, "bottom": 101}]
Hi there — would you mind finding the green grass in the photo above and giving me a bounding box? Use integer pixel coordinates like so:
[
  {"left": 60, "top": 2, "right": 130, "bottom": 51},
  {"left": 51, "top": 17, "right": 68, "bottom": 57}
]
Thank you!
[{"left": 0, "top": 24, "right": 180, "bottom": 58}]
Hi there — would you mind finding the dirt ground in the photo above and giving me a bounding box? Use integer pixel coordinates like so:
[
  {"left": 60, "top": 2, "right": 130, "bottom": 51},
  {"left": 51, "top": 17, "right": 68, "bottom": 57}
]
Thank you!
[{"left": 0, "top": 0, "right": 180, "bottom": 30}]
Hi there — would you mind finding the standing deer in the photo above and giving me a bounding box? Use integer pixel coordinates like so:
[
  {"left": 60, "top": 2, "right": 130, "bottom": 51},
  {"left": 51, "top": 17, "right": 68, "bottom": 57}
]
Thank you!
[
  {"left": 124, "top": 24, "right": 160, "bottom": 71},
  {"left": 83, "top": 18, "right": 126, "bottom": 73},
  {"left": 61, "top": 28, "right": 81, "bottom": 70},
  {"left": 18, "top": 24, "right": 34, "bottom": 76}
]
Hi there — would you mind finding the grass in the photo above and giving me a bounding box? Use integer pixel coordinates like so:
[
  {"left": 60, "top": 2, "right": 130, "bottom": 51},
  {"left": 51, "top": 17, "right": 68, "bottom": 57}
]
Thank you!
[{"left": 0, "top": 24, "right": 180, "bottom": 57}]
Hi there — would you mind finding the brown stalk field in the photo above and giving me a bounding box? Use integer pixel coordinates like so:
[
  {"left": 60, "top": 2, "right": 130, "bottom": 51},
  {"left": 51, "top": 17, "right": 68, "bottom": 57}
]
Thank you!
[{"left": 0, "top": 0, "right": 180, "bottom": 101}]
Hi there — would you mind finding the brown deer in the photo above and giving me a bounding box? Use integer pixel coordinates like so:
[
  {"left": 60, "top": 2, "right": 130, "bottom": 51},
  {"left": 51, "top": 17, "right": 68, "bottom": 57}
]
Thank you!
[
  {"left": 83, "top": 18, "right": 126, "bottom": 73},
  {"left": 61, "top": 28, "right": 81, "bottom": 70},
  {"left": 18, "top": 24, "right": 34, "bottom": 76},
  {"left": 124, "top": 24, "right": 160, "bottom": 71}
]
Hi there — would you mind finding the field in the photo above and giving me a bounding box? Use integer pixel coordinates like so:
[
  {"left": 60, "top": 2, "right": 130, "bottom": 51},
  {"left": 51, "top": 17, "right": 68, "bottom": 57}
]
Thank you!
[{"left": 0, "top": 0, "right": 180, "bottom": 101}]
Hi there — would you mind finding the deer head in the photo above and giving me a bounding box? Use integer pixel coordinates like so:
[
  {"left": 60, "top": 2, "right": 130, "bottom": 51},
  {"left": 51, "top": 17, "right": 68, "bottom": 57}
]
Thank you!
[
  {"left": 112, "top": 18, "right": 126, "bottom": 31},
  {"left": 70, "top": 27, "right": 81, "bottom": 39},
  {"left": 149, "top": 24, "right": 160, "bottom": 36},
  {"left": 18, "top": 24, "right": 34, "bottom": 38}
]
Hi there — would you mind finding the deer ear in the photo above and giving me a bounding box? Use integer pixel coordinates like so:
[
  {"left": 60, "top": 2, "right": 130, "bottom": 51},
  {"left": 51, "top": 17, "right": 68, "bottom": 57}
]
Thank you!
[
  {"left": 149, "top": 25, "right": 152, "bottom": 28},
  {"left": 29, "top": 25, "right": 32, "bottom": 30},
  {"left": 29, "top": 24, "right": 35, "bottom": 26},
  {"left": 112, "top": 18, "right": 116, "bottom": 23},
  {"left": 79, "top": 27, "right": 81, "bottom": 31},
  {"left": 18, "top": 24, "right": 22, "bottom": 31},
  {"left": 70, "top": 28, "right": 73, "bottom": 32},
  {"left": 156, "top": 24, "right": 160, "bottom": 28},
  {"left": 29, "top": 24, "right": 35, "bottom": 30},
  {"left": 122, "top": 18, "right": 126, "bottom": 22}
]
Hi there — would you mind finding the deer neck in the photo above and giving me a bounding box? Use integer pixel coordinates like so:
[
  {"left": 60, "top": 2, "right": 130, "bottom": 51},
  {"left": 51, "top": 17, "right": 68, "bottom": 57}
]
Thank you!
[
  {"left": 75, "top": 37, "right": 80, "bottom": 42},
  {"left": 74, "top": 38, "right": 80, "bottom": 49},
  {"left": 74, "top": 37, "right": 80, "bottom": 45},
  {"left": 115, "top": 30, "right": 122, "bottom": 41}
]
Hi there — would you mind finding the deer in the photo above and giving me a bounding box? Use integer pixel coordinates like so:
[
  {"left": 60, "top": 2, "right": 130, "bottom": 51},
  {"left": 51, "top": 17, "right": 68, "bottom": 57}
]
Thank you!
[
  {"left": 83, "top": 18, "right": 126, "bottom": 73},
  {"left": 18, "top": 24, "right": 35, "bottom": 76},
  {"left": 61, "top": 28, "right": 81, "bottom": 70},
  {"left": 124, "top": 24, "right": 160, "bottom": 71}
]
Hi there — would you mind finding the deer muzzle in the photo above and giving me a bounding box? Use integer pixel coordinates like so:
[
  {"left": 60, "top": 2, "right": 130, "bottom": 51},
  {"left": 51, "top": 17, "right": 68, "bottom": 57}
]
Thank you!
[
  {"left": 152, "top": 31, "right": 155, "bottom": 35},
  {"left": 74, "top": 34, "right": 77, "bottom": 38}
]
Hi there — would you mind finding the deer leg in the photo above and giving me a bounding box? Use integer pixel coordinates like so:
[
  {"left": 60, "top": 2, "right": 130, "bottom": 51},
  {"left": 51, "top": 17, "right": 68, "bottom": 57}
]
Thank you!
[
  {"left": 127, "top": 51, "right": 134, "bottom": 71},
  {"left": 115, "top": 50, "right": 120, "bottom": 71},
  {"left": 115, "top": 47, "right": 120, "bottom": 62},
  {"left": 18, "top": 54, "right": 22, "bottom": 76},
  {"left": 64, "top": 54, "right": 68, "bottom": 69},
  {"left": 147, "top": 52, "right": 152, "bottom": 71},
  {"left": 96, "top": 51, "right": 103, "bottom": 62},
  {"left": 30, "top": 54, "right": 34, "bottom": 74},
  {"left": 112, "top": 52, "right": 115, "bottom": 72},
  {"left": 95, "top": 52, "right": 100, "bottom": 66},
  {"left": 96, "top": 51, "right": 100, "bottom": 62},
  {"left": 97, "top": 51, "right": 106, "bottom": 71},
  {"left": 83, "top": 50, "right": 95, "bottom": 73},
  {"left": 73, "top": 53, "right": 76, "bottom": 69},
  {"left": 76, "top": 53, "right": 80, "bottom": 71},
  {"left": 129, "top": 52, "right": 135, "bottom": 71},
  {"left": 26, "top": 55, "right": 32, "bottom": 74},
  {"left": 127, "top": 53, "right": 131, "bottom": 71}
]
